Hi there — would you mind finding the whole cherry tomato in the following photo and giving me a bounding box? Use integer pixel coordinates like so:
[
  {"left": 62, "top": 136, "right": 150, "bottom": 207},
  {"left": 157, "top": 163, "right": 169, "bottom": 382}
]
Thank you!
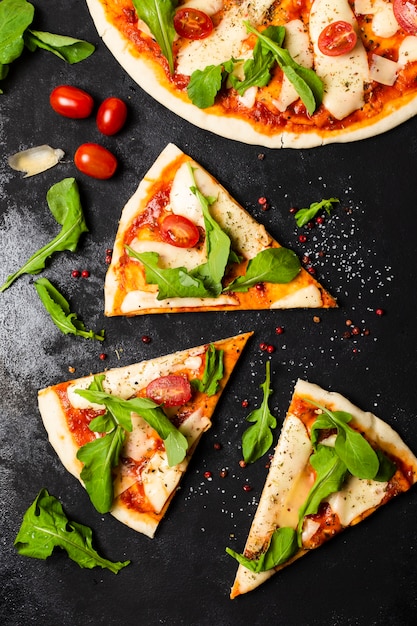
[
  {"left": 146, "top": 375, "right": 192, "bottom": 407},
  {"left": 317, "top": 21, "right": 357, "bottom": 57},
  {"left": 173, "top": 8, "right": 214, "bottom": 40},
  {"left": 160, "top": 214, "right": 200, "bottom": 248},
  {"left": 49, "top": 85, "right": 94, "bottom": 119},
  {"left": 96, "top": 97, "right": 128, "bottom": 135},
  {"left": 74, "top": 143, "right": 118, "bottom": 179},
  {"left": 393, "top": 0, "right": 417, "bottom": 35}
]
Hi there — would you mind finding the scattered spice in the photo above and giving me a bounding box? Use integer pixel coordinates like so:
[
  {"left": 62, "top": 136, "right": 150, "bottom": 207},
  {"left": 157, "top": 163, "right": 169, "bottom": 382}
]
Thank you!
[
  {"left": 375, "top": 308, "right": 385, "bottom": 316},
  {"left": 275, "top": 326, "right": 284, "bottom": 335},
  {"left": 219, "top": 469, "right": 228, "bottom": 478},
  {"left": 239, "top": 460, "right": 247, "bottom": 468},
  {"left": 141, "top": 335, "right": 151, "bottom": 344},
  {"left": 241, "top": 399, "right": 249, "bottom": 408},
  {"left": 203, "top": 471, "right": 212, "bottom": 479},
  {"left": 81, "top": 270, "right": 90, "bottom": 278},
  {"left": 99, "top": 353, "right": 107, "bottom": 361},
  {"left": 71, "top": 270, "right": 80, "bottom": 278},
  {"left": 313, "top": 316, "right": 321, "bottom": 323},
  {"left": 243, "top": 484, "right": 252, "bottom": 492},
  {"left": 213, "top": 442, "right": 222, "bottom": 450}
]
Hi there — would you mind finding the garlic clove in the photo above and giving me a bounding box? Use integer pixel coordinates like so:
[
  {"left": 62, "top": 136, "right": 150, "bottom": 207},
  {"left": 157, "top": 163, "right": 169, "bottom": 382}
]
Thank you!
[{"left": 8, "top": 145, "right": 65, "bottom": 177}]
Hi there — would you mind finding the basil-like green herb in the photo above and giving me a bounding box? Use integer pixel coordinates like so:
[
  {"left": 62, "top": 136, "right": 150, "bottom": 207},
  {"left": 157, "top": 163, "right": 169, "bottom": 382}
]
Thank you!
[
  {"left": 187, "top": 59, "right": 234, "bottom": 109},
  {"left": 34, "top": 277, "right": 105, "bottom": 341},
  {"left": 132, "top": 0, "right": 178, "bottom": 74},
  {"left": 14, "top": 489, "right": 130, "bottom": 573},
  {"left": 75, "top": 375, "right": 188, "bottom": 513},
  {"left": 241, "top": 361, "right": 277, "bottom": 464},
  {"left": 191, "top": 344, "right": 224, "bottom": 396},
  {"left": 225, "top": 248, "right": 300, "bottom": 293},
  {"left": 244, "top": 21, "right": 323, "bottom": 115},
  {"left": 0, "top": 178, "right": 88, "bottom": 292},
  {"left": 294, "top": 198, "right": 340, "bottom": 227},
  {"left": 0, "top": 0, "right": 94, "bottom": 93},
  {"left": 226, "top": 526, "right": 297, "bottom": 573}
]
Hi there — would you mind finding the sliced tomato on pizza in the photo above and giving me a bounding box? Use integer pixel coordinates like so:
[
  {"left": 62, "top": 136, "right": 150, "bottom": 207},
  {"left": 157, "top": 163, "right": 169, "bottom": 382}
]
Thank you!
[
  {"left": 38, "top": 332, "right": 252, "bottom": 538},
  {"left": 228, "top": 379, "right": 417, "bottom": 598},
  {"left": 104, "top": 143, "right": 336, "bottom": 316}
]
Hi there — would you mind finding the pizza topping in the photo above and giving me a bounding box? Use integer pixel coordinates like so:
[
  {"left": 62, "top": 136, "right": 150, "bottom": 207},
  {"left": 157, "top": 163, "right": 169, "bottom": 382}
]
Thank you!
[
  {"left": 369, "top": 54, "right": 398, "bottom": 85},
  {"left": 50, "top": 85, "right": 94, "bottom": 118},
  {"left": 294, "top": 198, "right": 340, "bottom": 227},
  {"left": 160, "top": 213, "right": 200, "bottom": 248},
  {"left": 0, "top": 177, "right": 88, "bottom": 293},
  {"left": 241, "top": 361, "right": 276, "bottom": 464},
  {"left": 7, "top": 144, "right": 64, "bottom": 177},
  {"left": 96, "top": 97, "right": 128, "bottom": 135},
  {"left": 146, "top": 374, "right": 192, "bottom": 406},
  {"left": 190, "top": 343, "right": 224, "bottom": 396},
  {"left": 393, "top": 0, "right": 417, "bottom": 35},
  {"left": 132, "top": 0, "right": 177, "bottom": 73},
  {"left": 14, "top": 489, "right": 130, "bottom": 573},
  {"left": 173, "top": 8, "right": 213, "bottom": 40},
  {"left": 317, "top": 21, "right": 358, "bottom": 57},
  {"left": 74, "top": 143, "right": 118, "bottom": 179}
]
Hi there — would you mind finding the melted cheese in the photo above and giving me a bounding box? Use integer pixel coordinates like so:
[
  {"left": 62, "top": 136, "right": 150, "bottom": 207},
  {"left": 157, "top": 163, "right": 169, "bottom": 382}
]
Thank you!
[
  {"left": 129, "top": 238, "right": 205, "bottom": 270},
  {"left": 176, "top": 0, "right": 275, "bottom": 75},
  {"left": 270, "top": 284, "right": 323, "bottom": 308},
  {"left": 121, "top": 289, "right": 238, "bottom": 312},
  {"left": 309, "top": 0, "right": 370, "bottom": 120},
  {"left": 328, "top": 476, "right": 387, "bottom": 526},
  {"left": 354, "top": 0, "right": 399, "bottom": 37},
  {"left": 370, "top": 54, "right": 398, "bottom": 85},
  {"left": 398, "top": 36, "right": 417, "bottom": 68}
]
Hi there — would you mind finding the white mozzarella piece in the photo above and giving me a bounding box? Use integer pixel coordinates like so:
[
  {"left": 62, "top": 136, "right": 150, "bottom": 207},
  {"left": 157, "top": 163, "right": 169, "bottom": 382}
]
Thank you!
[
  {"left": 309, "top": 0, "right": 369, "bottom": 120},
  {"left": 273, "top": 20, "right": 313, "bottom": 112},
  {"left": 176, "top": 0, "right": 275, "bottom": 75},
  {"left": 238, "top": 85, "right": 258, "bottom": 108},
  {"left": 398, "top": 36, "right": 417, "bottom": 67},
  {"left": 170, "top": 162, "right": 205, "bottom": 227},
  {"left": 369, "top": 54, "right": 398, "bottom": 85},
  {"left": 354, "top": 0, "right": 374, "bottom": 12},
  {"left": 180, "top": 0, "right": 223, "bottom": 15},
  {"left": 354, "top": 0, "right": 399, "bottom": 38},
  {"left": 270, "top": 284, "right": 323, "bottom": 308},
  {"left": 129, "top": 238, "right": 205, "bottom": 270},
  {"left": 121, "top": 290, "right": 238, "bottom": 312},
  {"left": 328, "top": 476, "right": 388, "bottom": 526}
]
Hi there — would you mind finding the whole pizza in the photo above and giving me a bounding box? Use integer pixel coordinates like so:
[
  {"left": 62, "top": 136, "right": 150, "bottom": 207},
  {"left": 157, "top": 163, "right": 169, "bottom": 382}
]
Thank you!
[{"left": 86, "top": 0, "right": 417, "bottom": 148}]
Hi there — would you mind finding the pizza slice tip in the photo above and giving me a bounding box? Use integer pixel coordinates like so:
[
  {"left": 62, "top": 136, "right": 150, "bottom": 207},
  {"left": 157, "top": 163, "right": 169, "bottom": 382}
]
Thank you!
[
  {"left": 38, "top": 331, "right": 252, "bottom": 538},
  {"left": 229, "top": 379, "right": 417, "bottom": 598}
]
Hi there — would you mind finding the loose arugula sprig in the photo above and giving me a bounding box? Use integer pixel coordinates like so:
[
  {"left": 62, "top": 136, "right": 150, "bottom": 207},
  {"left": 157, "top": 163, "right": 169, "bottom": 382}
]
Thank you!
[
  {"left": 75, "top": 375, "right": 188, "bottom": 513},
  {"left": 226, "top": 526, "right": 297, "bottom": 573},
  {"left": 0, "top": 178, "right": 88, "bottom": 292},
  {"left": 241, "top": 361, "right": 276, "bottom": 464},
  {"left": 14, "top": 489, "right": 130, "bottom": 573},
  {"left": 0, "top": 0, "right": 94, "bottom": 93},
  {"left": 294, "top": 198, "right": 340, "bottom": 228},
  {"left": 191, "top": 344, "right": 224, "bottom": 396},
  {"left": 34, "top": 277, "right": 105, "bottom": 341},
  {"left": 132, "top": 0, "right": 178, "bottom": 74},
  {"left": 224, "top": 248, "right": 300, "bottom": 293}
]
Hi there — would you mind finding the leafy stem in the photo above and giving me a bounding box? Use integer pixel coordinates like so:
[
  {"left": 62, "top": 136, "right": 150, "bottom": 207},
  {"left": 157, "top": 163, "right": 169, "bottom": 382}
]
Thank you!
[{"left": 241, "top": 361, "right": 276, "bottom": 463}]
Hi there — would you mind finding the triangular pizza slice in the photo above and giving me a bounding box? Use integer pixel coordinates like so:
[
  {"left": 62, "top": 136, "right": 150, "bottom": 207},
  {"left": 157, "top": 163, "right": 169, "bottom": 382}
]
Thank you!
[
  {"left": 38, "top": 332, "right": 252, "bottom": 538},
  {"left": 229, "top": 379, "right": 417, "bottom": 598},
  {"left": 104, "top": 144, "right": 336, "bottom": 316}
]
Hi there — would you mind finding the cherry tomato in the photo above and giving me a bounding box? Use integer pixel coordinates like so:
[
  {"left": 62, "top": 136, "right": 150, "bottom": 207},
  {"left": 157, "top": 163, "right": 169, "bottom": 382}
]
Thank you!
[
  {"left": 173, "top": 8, "right": 214, "bottom": 40},
  {"left": 146, "top": 375, "right": 192, "bottom": 407},
  {"left": 74, "top": 143, "right": 118, "bottom": 179},
  {"left": 317, "top": 21, "right": 357, "bottom": 57},
  {"left": 49, "top": 85, "right": 94, "bottom": 119},
  {"left": 393, "top": 0, "right": 417, "bottom": 35},
  {"left": 96, "top": 97, "right": 128, "bottom": 135},
  {"left": 160, "top": 214, "right": 200, "bottom": 248}
]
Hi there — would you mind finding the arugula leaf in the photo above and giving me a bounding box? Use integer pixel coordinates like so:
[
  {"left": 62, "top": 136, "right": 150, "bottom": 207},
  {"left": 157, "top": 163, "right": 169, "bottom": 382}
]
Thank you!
[
  {"left": 24, "top": 30, "right": 95, "bottom": 64},
  {"left": 226, "top": 526, "right": 297, "bottom": 572},
  {"left": 0, "top": 178, "right": 88, "bottom": 292},
  {"left": 187, "top": 59, "right": 234, "bottom": 108},
  {"left": 241, "top": 361, "right": 276, "bottom": 464},
  {"left": 294, "top": 198, "right": 340, "bottom": 227},
  {"left": 225, "top": 248, "right": 301, "bottom": 293},
  {"left": 14, "top": 489, "right": 130, "bottom": 573},
  {"left": 132, "top": 0, "right": 177, "bottom": 74},
  {"left": 126, "top": 248, "right": 213, "bottom": 299},
  {"left": 297, "top": 445, "right": 347, "bottom": 541},
  {"left": 191, "top": 344, "right": 224, "bottom": 396},
  {"left": 244, "top": 21, "right": 323, "bottom": 115},
  {"left": 34, "top": 278, "right": 105, "bottom": 341}
]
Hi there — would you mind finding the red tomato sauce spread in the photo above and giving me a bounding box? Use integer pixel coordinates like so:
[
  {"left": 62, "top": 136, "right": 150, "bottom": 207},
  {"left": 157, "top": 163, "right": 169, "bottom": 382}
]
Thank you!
[{"left": 55, "top": 382, "right": 105, "bottom": 447}]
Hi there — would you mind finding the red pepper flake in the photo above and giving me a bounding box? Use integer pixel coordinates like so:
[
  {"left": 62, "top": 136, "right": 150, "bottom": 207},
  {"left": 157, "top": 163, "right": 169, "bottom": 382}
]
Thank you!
[
  {"left": 213, "top": 442, "right": 222, "bottom": 450},
  {"left": 351, "top": 326, "right": 361, "bottom": 335},
  {"left": 141, "top": 335, "right": 151, "bottom": 344},
  {"left": 243, "top": 484, "right": 252, "bottom": 492},
  {"left": 275, "top": 326, "right": 284, "bottom": 335},
  {"left": 375, "top": 308, "right": 385, "bottom": 316},
  {"left": 259, "top": 342, "right": 268, "bottom": 351},
  {"left": 81, "top": 270, "right": 90, "bottom": 278},
  {"left": 298, "top": 234, "right": 307, "bottom": 243},
  {"left": 315, "top": 216, "right": 325, "bottom": 225},
  {"left": 266, "top": 344, "right": 275, "bottom": 354},
  {"left": 99, "top": 353, "right": 107, "bottom": 361},
  {"left": 289, "top": 207, "right": 297, "bottom": 214},
  {"left": 313, "top": 316, "right": 321, "bottom": 324},
  {"left": 71, "top": 269, "right": 80, "bottom": 278},
  {"left": 219, "top": 469, "right": 228, "bottom": 478},
  {"left": 241, "top": 399, "right": 249, "bottom": 408},
  {"left": 307, "top": 266, "right": 316, "bottom": 275},
  {"left": 105, "top": 255, "right": 112, "bottom": 264},
  {"left": 203, "top": 471, "right": 212, "bottom": 479},
  {"left": 257, "top": 153, "right": 265, "bottom": 160},
  {"left": 258, "top": 196, "right": 267, "bottom": 205},
  {"left": 239, "top": 459, "right": 247, "bottom": 468}
]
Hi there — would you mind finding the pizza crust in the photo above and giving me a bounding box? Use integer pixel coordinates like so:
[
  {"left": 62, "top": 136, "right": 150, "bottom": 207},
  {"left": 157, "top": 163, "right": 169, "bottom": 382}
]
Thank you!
[{"left": 85, "top": 0, "right": 417, "bottom": 148}]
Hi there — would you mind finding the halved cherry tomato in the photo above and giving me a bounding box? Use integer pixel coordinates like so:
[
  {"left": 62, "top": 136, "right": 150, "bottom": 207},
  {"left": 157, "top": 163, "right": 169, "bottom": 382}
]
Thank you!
[
  {"left": 74, "top": 143, "right": 118, "bottom": 179},
  {"left": 317, "top": 21, "right": 357, "bottom": 57},
  {"left": 96, "top": 97, "right": 128, "bottom": 135},
  {"left": 146, "top": 375, "right": 192, "bottom": 407},
  {"left": 393, "top": 0, "right": 417, "bottom": 35},
  {"left": 173, "top": 8, "right": 213, "bottom": 40},
  {"left": 49, "top": 85, "right": 94, "bottom": 119},
  {"left": 160, "top": 214, "right": 200, "bottom": 248}
]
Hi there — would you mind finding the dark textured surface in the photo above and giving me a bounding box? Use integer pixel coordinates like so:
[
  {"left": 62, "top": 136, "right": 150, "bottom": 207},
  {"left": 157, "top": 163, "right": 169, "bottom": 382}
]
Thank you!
[{"left": 1, "top": 2, "right": 417, "bottom": 624}]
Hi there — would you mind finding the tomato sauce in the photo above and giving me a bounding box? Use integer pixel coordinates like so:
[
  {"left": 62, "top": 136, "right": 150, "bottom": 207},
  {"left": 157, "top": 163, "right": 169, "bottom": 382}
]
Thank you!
[{"left": 55, "top": 383, "right": 105, "bottom": 447}]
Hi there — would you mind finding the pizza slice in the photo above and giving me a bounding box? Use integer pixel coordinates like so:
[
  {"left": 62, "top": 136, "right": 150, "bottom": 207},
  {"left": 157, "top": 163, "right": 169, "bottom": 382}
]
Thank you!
[
  {"left": 104, "top": 143, "right": 336, "bottom": 316},
  {"left": 38, "top": 332, "right": 252, "bottom": 538},
  {"left": 228, "top": 379, "right": 417, "bottom": 598}
]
